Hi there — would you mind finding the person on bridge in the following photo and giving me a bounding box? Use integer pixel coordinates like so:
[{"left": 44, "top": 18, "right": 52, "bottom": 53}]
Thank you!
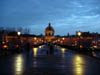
[{"left": 49, "top": 44, "right": 54, "bottom": 55}]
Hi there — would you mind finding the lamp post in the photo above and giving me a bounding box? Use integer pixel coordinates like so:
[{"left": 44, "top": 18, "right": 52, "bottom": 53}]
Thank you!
[
  {"left": 17, "top": 31, "right": 21, "bottom": 51},
  {"left": 77, "top": 31, "right": 82, "bottom": 49},
  {"left": 62, "top": 38, "right": 65, "bottom": 45},
  {"left": 17, "top": 31, "right": 21, "bottom": 36}
]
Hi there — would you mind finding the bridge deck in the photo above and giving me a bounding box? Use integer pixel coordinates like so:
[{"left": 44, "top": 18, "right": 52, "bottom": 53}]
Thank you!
[{"left": 0, "top": 45, "right": 100, "bottom": 75}]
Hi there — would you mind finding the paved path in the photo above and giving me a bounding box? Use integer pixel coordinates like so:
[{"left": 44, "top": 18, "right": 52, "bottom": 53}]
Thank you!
[{"left": 0, "top": 45, "right": 100, "bottom": 75}]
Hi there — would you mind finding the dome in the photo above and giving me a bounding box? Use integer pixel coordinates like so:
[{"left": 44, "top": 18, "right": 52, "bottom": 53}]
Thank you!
[
  {"left": 45, "top": 23, "right": 54, "bottom": 32},
  {"left": 45, "top": 23, "right": 54, "bottom": 36}
]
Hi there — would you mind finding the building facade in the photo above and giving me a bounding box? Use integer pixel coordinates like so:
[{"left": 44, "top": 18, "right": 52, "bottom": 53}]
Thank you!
[{"left": 44, "top": 23, "right": 55, "bottom": 43}]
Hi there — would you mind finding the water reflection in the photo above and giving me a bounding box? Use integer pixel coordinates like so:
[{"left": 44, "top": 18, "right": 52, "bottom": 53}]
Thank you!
[
  {"left": 14, "top": 55, "right": 24, "bottom": 75},
  {"left": 33, "top": 47, "right": 38, "bottom": 68},
  {"left": 39, "top": 46, "right": 42, "bottom": 49},
  {"left": 92, "top": 51, "right": 96, "bottom": 57},
  {"left": 38, "top": 45, "right": 43, "bottom": 49},
  {"left": 33, "top": 47, "right": 38, "bottom": 57},
  {"left": 33, "top": 60, "right": 38, "bottom": 68},
  {"left": 61, "top": 48, "right": 66, "bottom": 57},
  {"left": 73, "top": 55, "right": 84, "bottom": 75}
]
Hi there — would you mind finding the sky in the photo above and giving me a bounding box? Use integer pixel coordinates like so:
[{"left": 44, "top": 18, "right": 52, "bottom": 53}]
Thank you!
[{"left": 0, "top": 0, "right": 100, "bottom": 35}]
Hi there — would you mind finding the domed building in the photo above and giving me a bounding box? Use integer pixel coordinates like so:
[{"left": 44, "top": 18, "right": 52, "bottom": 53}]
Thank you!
[{"left": 45, "top": 23, "right": 55, "bottom": 43}]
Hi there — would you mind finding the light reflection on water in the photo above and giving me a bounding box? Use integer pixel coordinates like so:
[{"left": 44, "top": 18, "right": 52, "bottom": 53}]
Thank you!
[
  {"left": 33, "top": 47, "right": 38, "bottom": 68},
  {"left": 33, "top": 60, "right": 37, "bottom": 68},
  {"left": 39, "top": 46, "right": 42, "bottom": 49},
  {"left": 73, "top": 55, "right": 84, "bottom": 75},
  {"left": 38, "top": 45, "right": 43, "bottom": 49},
  {"left": 61, "top": 48, "right": 66, "bottom": 57},
  {"left": 92, "top": 51, "right": 96, "bottom": 57},
  {"left": 14, "top": 55, "right": 24, "bottom": 75},
  {"left": 33, "top": 47, "right": 38, "bottom": 57}
]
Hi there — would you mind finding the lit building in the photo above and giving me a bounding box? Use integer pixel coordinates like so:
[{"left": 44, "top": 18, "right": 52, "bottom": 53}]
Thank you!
[{"left": 44, "top": 23, "right": 55, "bottom": 43}]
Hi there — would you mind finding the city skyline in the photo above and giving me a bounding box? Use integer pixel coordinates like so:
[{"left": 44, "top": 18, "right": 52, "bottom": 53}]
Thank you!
[{"left": 0, "top": 0, "right": 100, "bottom": 35}]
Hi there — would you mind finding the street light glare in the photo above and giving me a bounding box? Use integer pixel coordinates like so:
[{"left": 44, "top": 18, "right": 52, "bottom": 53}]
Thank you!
[
  {"left": 77, "top": 32, "right": 82, "bottom": 36},
  {"left": 62, "top": 38, "right": 65, "bottom": 40},
  {"left": 17, "top": 32, "right": 21, "bottom": 36}
]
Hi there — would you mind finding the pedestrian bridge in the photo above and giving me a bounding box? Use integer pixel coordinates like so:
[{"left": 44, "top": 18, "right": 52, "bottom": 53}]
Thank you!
[{"left": 0, "top": 45, "right": 100, "bottom": 75}]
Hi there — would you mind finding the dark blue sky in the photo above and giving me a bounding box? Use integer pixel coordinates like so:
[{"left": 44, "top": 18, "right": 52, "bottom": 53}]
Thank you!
[{"left": 0, "top": 0, "right": 100, "bottom": 35}]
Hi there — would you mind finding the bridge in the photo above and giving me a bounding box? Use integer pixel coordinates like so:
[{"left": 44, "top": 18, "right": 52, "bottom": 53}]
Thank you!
[{"left": 0, "top": 45, "right": 100, "bottom": 75}]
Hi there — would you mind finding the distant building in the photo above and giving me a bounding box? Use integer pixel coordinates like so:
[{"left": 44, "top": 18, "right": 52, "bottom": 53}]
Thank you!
[
  {"left": 0, "top": 24, "right": 100, "bottom": 50},
  {"left": 44, "top": 23, "right": 55, "bottom": 43}
]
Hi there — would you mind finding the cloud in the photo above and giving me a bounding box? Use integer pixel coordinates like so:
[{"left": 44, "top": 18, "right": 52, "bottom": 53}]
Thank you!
[{"left": 0, "top": 0, "right": 100, "bottom": 35}]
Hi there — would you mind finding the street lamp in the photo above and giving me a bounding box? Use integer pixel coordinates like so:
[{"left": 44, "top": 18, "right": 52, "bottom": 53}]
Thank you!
[
  {"left": 17, "top": 31, "right": 21, "bottom": 36},
  {"left": 62, "top": 38, "right": 65, "bottom": 40},
  {"left": 34, "top": 37, "right": 37, "bottom": 40},
  {"left": 17, "top": 31, "right": 21, "bottom": 52},
  {"left": 62, "top": 38, "right": 65, "bottom": 45},
  {"left": 77, "top": 31, "right": 81, "bottom": 37},
  {"left": 77, "top": 31, "right": 82, "bottom": 49}
]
